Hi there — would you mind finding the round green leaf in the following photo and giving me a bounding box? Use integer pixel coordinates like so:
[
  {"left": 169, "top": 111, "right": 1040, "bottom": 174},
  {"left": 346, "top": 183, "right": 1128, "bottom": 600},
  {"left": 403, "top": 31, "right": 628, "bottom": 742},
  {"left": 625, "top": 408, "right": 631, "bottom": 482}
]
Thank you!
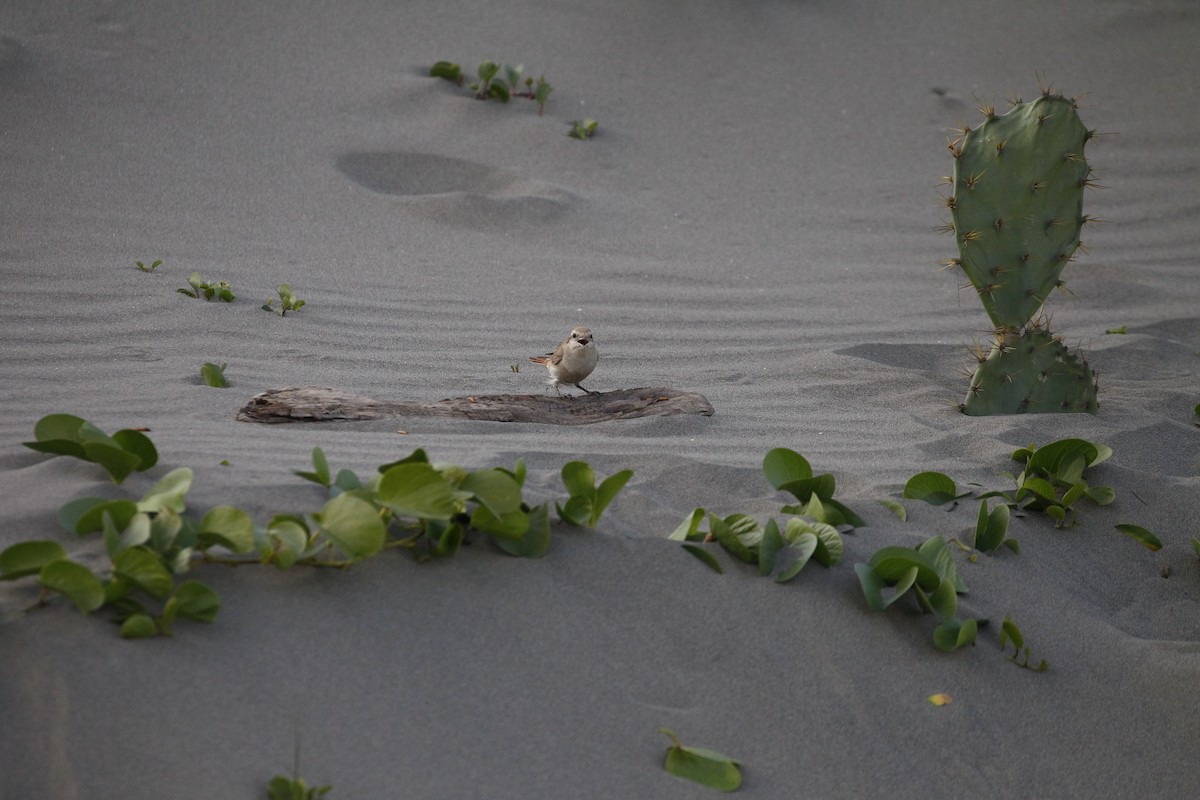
[
  {"left": 868, "top": 546, "right": 941, "bottom": 590},
  {"left": 70, "top": 499, "right": 139, "bottom": 535},
  {"left": 461, "top": 469, "right": 523, "bottom": 517},
  {"left": 120, "top": 613, "right": 159, "bottom": 639},
  {"left": 560, "top": 461, "right": 596, "bottom": 498},
  {"left": 39, "top": 560, "right": 105, "bottom": 612},
  {"left": 198, "top": 505, "right": 255, "bottom": 553},
  {"left": 113, "top": 548, "right": 174, "bottom": 599},
  {"left": 32, "top": 413, "right": 88, "bottom": 444},
  {"left": 763, "top": 447, "right": 813, "bottom": 489},
  {"left": 137, "top": 467, "right": 193, "bottom": 514},
  {"left": 172, "top": 580, "right": 221, "bottom": 623},
  {"left": 111, "top": 429, "right": 158, "bottom": 471},
  {"left": 903, "top": 472, "right": 959, "bottom": 505},
  {"left": 377, "top": 463, "right": 457, "bottom": 520},
  {"left": 81, "top": 441, "right": 142, "bottom": 483},
  {"left": 316, "top": 493, "right": 386, "bottom": 559},
  {"left": 1, "top": 540, "right": 68, "bottom": 580}
]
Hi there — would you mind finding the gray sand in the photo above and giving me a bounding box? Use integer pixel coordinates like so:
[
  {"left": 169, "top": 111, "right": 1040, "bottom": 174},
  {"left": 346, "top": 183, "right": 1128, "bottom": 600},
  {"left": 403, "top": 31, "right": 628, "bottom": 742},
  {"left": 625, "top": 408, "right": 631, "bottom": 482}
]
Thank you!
[{"left": 2, "top": 1, "right": 1199, "bottom": 797}]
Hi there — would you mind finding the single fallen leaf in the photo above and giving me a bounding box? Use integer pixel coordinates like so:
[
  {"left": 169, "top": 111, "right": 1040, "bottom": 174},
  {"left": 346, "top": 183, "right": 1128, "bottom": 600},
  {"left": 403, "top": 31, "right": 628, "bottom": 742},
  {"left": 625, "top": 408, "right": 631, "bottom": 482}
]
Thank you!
[
  {"left": 396, "top": 430, "right": 408, "bottom": 435},
  {"left": 659, "top": 728, "right": 742, "bottom": 792},
  {"left": 928, "top": 693, "right": 953, "bottom": 706}
]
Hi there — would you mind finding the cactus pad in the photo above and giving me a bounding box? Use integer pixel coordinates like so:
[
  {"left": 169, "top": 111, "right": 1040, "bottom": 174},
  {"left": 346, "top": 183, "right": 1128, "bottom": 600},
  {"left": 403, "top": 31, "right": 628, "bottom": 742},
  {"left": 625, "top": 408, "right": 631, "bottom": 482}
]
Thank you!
[
  {"left": 949, "top": 94, "right": 1092, "bottom": 330},
  {"left": 962, "top": 328, "right": 1098, "bottom": 415}
]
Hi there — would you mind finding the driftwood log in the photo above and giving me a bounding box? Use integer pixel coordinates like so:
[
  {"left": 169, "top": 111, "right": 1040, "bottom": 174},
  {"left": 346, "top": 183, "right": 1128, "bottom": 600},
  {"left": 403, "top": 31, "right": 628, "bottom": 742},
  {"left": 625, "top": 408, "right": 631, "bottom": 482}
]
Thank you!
[{"left": 236, "top": 387, "right": 714, "bottom": 425}]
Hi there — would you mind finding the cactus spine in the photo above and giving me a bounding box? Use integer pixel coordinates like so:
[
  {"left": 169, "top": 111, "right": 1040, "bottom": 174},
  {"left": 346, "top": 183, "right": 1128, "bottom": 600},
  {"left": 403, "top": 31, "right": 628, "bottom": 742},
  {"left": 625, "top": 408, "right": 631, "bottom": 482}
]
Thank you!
[{"left": 944, "top": 88, "right": 1100, "bottom": 415}]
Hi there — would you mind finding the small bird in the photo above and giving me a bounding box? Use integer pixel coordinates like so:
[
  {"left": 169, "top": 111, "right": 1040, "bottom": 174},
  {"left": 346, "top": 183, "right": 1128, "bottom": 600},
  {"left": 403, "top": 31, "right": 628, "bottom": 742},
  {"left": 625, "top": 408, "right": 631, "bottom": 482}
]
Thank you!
[{"left": 529, "top": 326, "right": 599, "bottom": 395}]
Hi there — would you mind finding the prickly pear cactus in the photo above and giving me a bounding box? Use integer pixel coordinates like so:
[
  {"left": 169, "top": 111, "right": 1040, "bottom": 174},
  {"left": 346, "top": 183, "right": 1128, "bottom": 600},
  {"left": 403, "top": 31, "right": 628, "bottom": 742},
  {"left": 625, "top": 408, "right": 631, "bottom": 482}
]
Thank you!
[
  {"left": 943, "top": 87, "right": 1100, "bottom": 415},
  {"left": 964, "top": 327, "right": 1098, "bottom": 414}
]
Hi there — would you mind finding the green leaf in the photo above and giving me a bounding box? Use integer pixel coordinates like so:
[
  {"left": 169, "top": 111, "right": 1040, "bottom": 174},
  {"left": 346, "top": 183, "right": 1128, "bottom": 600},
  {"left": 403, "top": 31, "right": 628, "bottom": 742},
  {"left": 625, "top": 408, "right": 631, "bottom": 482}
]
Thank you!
[
  {"left": 80, "top": 441, "right": 143, "bottom": 483},
  {"left": 668, "top": 508, "right": 707, "bottom": 542},
  {"left": 758, "top": 518, "right": 784, "bottom": 577},
  {"left": 1115, "top": 523, "right": 1163, "bottom": 552},
  {"left": 171, "top": 580, "right": 220, "bottom": 623},
  {"left": 111, "top": 428, "right": 158, "bottom": 471},
  {"left": 772, "top": 532, "right": 818, "bottom": 583},
  {"left": 561, "top": 461, "right": 596, "bottom": 498},
  {"left": 903, "top": 472, "right": 961, "bottom": 505},
  {"left": 316, "top": 494, "right": 386, "bottom": 559},
  {"left": 854, "top": 562, "right": 887, "bottom": 611},
  {"left": 200, "top": 362, "right": 228, "bottom": 388},
  {"left": 0, "top": 541, "right": 68, "bottom": 580},
  {"left": 708, "top": 514, "right": 756, "bottom": 564},
  {"left": 137, "top": 467, "right": 193, "bottom": 514},
  {"left": 558, "top": 494, "right": 592, "bottom": 527},
  {"left": 295, "top": 447, "right": 331, "bottom": 486},
  {"left": 461, "top": 468, "right": 523, "bottom": 517},
  {"left": 477, "top": 61, "right": 499, "bottom": 82},
  {"left": 198, "top": 505, "right": 255, "bottom": 553},
  {"left": 377, "top": 463, "right": 458, "bottom": 520},
  {"left": 1085, "top": 485, "right": 1116, "bottom": 506},
  {"left": 592, "top": 469, "right": 633, "bottom": 525},
  {"left": 975, "top": 501, "right": 1010, "bottom": 553},
  {"left": 471, "top": 505, "right": 530, "bottom": 539},
  {"left": 67, "top": 498, "right": 139, "bottom": 535},
  {"left": 762, "top": 447, "right": 812, "bottom": 489},
  {"left": 933, "top": 618, "right": 978, "bottom": 652},
  {"left": 120, "top": 613, "right": 160, "bottom": 638},
  {"left": 927, "top": 576, "right": 959, "bottom": 620},
  {"left": 999, "top": 615, "right": 1024, "bottom": 650},
  {"left": 1193, "top": 537, "right": 1200, "bottom": 558},
  {"left": 868, "top": 546, "right": 941, "bottom": 591},
  {"left": 491, "top": 503, "right": 552, "bottom": 558},
  {"left": 39, "top": 560, "right": 105, "bottom": 612},
  {"left": 1017, "top": 476, "right": 1058, "bottom": 504},
  {"left": 429, "top": 60, "right": 462, "bottom": 83},
  {"left": 113, "top": 548, "right": 175, "bottom": 599},
  {"left": 681, "top": 543, "right": 723, "bottom": 574},
  {"left": 660, "top": 729, "right": 741, "bottom": 792},
  {"left": 918, "top": 536, "right": 967, "bottom": 593}
]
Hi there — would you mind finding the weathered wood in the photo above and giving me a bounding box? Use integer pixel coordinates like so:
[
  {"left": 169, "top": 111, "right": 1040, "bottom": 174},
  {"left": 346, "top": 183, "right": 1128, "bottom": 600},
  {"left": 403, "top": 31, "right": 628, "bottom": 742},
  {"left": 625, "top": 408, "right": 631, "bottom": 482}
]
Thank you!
[{"left": 236, "top": 386, "right": 714, "bottom": 425}]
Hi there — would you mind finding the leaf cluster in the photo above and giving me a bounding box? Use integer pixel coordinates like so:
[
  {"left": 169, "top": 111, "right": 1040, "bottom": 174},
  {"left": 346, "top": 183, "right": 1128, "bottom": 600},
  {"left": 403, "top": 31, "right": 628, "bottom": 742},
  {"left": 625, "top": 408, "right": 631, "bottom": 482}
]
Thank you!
[
  {"left": 178, "top": 271, "right": 234, "bottom": 302},
  {"left": 11, "top": 418, "right": 636, "bottom": 638},
  {"left": 23, "top": 413, "right": 157, "bottom": 483},
  {"left": 430, "top": 60, "right": 553, "bottom": 115},
  {"left": 135, "top": 259, "right": 162, "bottom": 272},
  {"left": 902, "top": 437, "right": 1114, "bottom": 529},
  {"left": 263, "top": 283, "right": 305, "bottom": 316},
  {"left": 855, "top": 535, "right": 979, "bottom": 652},
  {"left": 2, "top": 468, "right": 224, "bottom": 638},
  {"left": 670, "top": 448, "right": 857, "bottom": 580}
]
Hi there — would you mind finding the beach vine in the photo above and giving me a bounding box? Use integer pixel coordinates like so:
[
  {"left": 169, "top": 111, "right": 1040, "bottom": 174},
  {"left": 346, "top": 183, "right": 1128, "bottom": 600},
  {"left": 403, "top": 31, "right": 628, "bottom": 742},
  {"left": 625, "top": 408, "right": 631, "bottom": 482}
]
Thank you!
[{"left": 4, "top": 416, "right": 632, "bottom": 638}]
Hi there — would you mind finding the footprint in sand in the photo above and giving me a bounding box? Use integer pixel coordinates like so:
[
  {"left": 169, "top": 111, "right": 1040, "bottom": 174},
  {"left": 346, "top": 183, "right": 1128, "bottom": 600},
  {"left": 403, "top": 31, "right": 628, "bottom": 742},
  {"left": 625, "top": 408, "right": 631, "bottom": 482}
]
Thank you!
[{"left": 336, "top": 151, "right": 575, "bottom": 227}]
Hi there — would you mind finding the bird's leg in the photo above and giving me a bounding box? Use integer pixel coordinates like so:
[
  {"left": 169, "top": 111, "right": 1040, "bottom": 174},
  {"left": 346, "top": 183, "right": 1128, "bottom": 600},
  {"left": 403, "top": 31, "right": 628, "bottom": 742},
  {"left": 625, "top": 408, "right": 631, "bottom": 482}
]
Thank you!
[{"left": 575, "top": 383, "right": 595, "bottom": 395}]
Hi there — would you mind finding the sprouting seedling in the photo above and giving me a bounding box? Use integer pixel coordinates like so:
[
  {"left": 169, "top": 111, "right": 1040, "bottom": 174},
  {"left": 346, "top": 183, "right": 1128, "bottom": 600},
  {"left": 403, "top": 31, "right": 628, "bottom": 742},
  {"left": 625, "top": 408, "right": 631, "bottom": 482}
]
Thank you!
[
  {"left": 23, "top": 413, "right": 157, "bottom": 484},
  {"left": 1104, "top": 325, "right": 1128, "bottom": 334},
  {"left": 264, "top": 284, "right": 305, "bottom": 316},
  {"left": 533, "top": 78, "right": 552, "bottom": 115},
  {"left": 471, "top": 61, "right": 510, "bottom": 102},
  {"left": 200, "top": 363, "right": 229, "bottom": 388},
  {"left": 178, "top": 272, "right": 234, "bottom": 301},
  {"left": 568, "top": 118, "right": 599, "bottom": 140},
  {"left": 135, "top": 259, "right": 162, "bottom": 272},
  {"left": 658, "top": 728, "right": 742, "bottom": 792},
  {"left": 429, "top": 60, "right": 463, "bottom": 85},
  {"left": 999, "top": 615, "right": 1048, "bottom": 671},
  {"left": 268, "top": 722, "right": 332, "bottom": 800},
  {"left": 972, "top": 499, "right": 1018, "bottom": 554},
  {"left": 556, "top": 461, "right": 632, "bottom": 528}
]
